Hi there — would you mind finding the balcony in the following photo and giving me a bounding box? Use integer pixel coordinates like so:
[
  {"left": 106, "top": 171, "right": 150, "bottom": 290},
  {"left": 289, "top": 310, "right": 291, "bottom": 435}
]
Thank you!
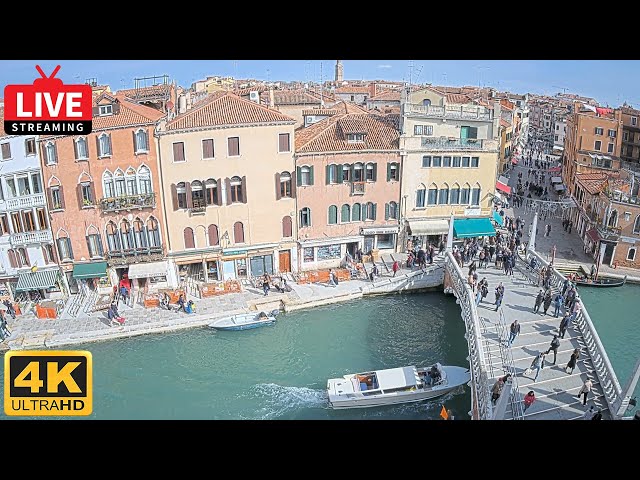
[
  {"left": 99, "top": 193, "right": 156, "bottom": 213},
  {"left": 10, "top": 229, "right": 53, "bottom": 246},
  {"left": 608, "top": 190, "right": 640, "bottom": 206},
  {"left": 0, "top": 193, "right": 46, "bottom": 212},
  {"left": 404, "top": 103, "right": 493, "bottom": 121},
  {"left": 402, "top": 136, "right": 498, "bottom": 153},
  {"left": 106, "top": 246, "right": 165, "bottom": 266},
  {"left": 351, "top": 181, "right": 365, "bottom": 195},
  {"left": 189, "top": 198, "right": 206, "bottom": 215},
  {"left": 597, "top": 225, "right": 621, "bottom": 241}
]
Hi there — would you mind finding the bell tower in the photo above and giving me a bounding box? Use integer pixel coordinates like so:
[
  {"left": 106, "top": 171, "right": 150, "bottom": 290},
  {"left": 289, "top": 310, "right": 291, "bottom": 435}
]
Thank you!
[{"left": 335, "top": 60, "right": 344, "bottom": 84}]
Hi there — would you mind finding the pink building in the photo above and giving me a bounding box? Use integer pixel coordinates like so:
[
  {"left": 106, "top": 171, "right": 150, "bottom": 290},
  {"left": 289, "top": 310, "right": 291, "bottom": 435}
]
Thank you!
[{"left": 294, "top": 109, "right": 401, "bottom": 270}]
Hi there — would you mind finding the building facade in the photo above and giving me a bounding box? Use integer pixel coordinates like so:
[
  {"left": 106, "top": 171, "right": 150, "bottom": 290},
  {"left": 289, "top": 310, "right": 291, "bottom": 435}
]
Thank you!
[
  {"left": 39, "top": 92, "right": 167, "bottom": 295},
  {"left": 399, "top": 87, "right": 501, "bottom": 250},
  {"left": 156, "top": 91, "right": 298, "bottom": 284},
  {"left": 619, "top": 105, "right": 640, "bottom": 166},
  {"left": 294, "top": 111, "right": 401, "bottom": 271}
]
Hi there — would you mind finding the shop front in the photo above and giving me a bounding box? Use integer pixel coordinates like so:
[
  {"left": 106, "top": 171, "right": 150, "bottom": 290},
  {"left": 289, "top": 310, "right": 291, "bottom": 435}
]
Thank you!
[
  {"left": 405, "top": 219, "right": 450, "bottom": 252},
  {"left": 298, "top": 235, "right": 364, "bottom": 271},
  {"left": 452, "top": 217, "right": 496, "bottom": 248},
  {"left": 15, "top": 268, "right": 65, "bottom": 303},
  {"left": 360, "top": 225, "right": 400, "bottom": 256},
  {"left": 71, "top": 261, "right": 112, "bottom": 312},
  {"left": 220, "top": 250, "right": 248, "bottom": 281},
  {"left": 126, "top": 261, "right": 173, "bottom": 293}
]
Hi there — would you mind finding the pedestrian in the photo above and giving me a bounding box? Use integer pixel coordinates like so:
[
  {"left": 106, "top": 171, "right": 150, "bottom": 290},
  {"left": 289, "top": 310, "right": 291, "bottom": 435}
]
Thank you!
[
  {"left": 491, "top": 377, "right": 505, "bottom": 405},
  {"left": 392, "top": 260, "right": 400, "bottom": 277},
  {"left": 328, "top": 269, "right": 337, "bottom": 287},
  {"left": 534, "top": 289, "right": 544, "bottom": 313},
  {"left": 553, "top": 292, "right": 564, "bottom": 318},
  {"left": 523, "top": 390, "right": 536, "bottom": 412},
  {"left": 559, "top": 313, "right": 571, "bottom": 339},
  {"left": 262, "top": 273, "right": 271, "bottom": 295},
  {"left": 176, "top": 294, "right": 186, "bottom": 313},
  {"left": 582, "top": 405, "right": 596, "bottom": 420},
  {"left": 528, "top": 352, "right": 546, "bottom": 382},
  {"left": 0, "top": 315, "right": 10, "bottom": 341},
  {"left": 507, "top": 319, "right": 521, "bottom": 347},
  {"left": 494, "top": 282, "right": 504, "bottom": 311},
  {"left": 591, "top": 409, "right": 603, "bottom": 420},
  {"left": 3, "top": 299, "right": 16, "bottom": 319},
  {"left": 566, "top": 348, "right": 580, "bottom": 374},
  {"left": 577, "top": 378, "right": 593, "bottom": 406},
  {"left": 545, "top": 334, "right": 561, "bottom": 364},
  {"left": 542, "top": 289, "right": 553, "bottom": 315},
  {"left": 119, "top": 284, "right": 129, "bottom": 305},
  {"left": 590, "top": 264, "right": 596, "bottom": 279}
]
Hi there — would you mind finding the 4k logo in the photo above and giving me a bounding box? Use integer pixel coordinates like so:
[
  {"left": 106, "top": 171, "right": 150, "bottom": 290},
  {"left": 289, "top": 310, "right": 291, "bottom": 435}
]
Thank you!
[{"left": 4, "top": 351, "right": 92, "bottom": 416}]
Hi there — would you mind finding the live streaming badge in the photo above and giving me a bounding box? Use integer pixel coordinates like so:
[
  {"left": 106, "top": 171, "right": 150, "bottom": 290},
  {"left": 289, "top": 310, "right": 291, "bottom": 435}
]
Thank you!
[
  {"left": 4, "top": 350, "right": 93, "bottom": 416},
  {"left": 3, "top": 65, "right": 93, "bottom": 136}
]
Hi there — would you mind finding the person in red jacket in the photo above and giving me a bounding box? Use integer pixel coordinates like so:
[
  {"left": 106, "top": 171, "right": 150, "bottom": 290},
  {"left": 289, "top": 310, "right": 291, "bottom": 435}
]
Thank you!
[
  {"left": 392, "top": 260, "right": 400, "bottom": 277},
  {"left": 523, "top": 390, "right": 536, "bottom": 413}
]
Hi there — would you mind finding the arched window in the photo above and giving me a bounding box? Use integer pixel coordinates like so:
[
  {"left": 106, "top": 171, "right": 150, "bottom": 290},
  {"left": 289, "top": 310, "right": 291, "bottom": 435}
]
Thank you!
[
  {"left": 341, "top": 204, "right": 351, "bottom": 223},
  {"left": 365, "top": 202, "right": 376, "bottom": 220},
  {"left": 205, "top": 179, "right": 218, "bottom": 205},
  {"left": 17, "top": 247, "right": 29, "bottom": 267},
  {"left": 208, "top": 224, "right": 219, "bottom": 246},
  {"left": 328, "top": 205, "right": 338, "bottom": 225},
  {"left": 438, "top": 183, "right": 450, "bottom": 205},
  {"left": 134, "top": 128, "right": 149, "bottom": 153},
  {"left": 147, "top": 217, "right": 160, "bottom": 248},
  {"left": 191, "top": 180, "right": 204, "bottom": 206},
  {"left": 634, "top": 215, "right": 640, "bottom": 234},
  {"left": 106, "top": 221, "right": 119, "bottom": 251},
  {"left": 75, "top": 137, "right": 89, "bottom": 160},
  {"left": 103, "top": 171, "right": 115, "bottom": 198},
  {"left": 282, "top": 216, "right": 292, "bottom": 237},
  {"left": 114, "top": 168, "right": 126, "bottom": 197},
  {"left": 120, "top": 220, "right": 133, "bottom": 250},
  {"left": 42, "top": 244, "right": 56, "bottom": 264},
  {"left": 416, "top": 185, "right": 426, "bottom": 208},
  {"left": 230, "top": 176, "right": 243, "bottom": 203},
  {"left": 45, "top": 142, "right": 58, "bottom": 164},
  {"left": 365, "top": 163, "right": 376, "bottom": 181},
  {"left": 327, "top": 164, "right": 339, "bottom": 184},
  {"left": 184, "top": 227, "right": 195, "bottom": 249},
  {"left": 299, "top": 207, "right": 311, "bottom": 227},
  {"left": 176, "top": 182, "right": 187, "bottom": 209},
  {"left": 56, "top": 231, "right": 73, "bottom": 261},
  {"left": 627, "top": 247, "right": 637, "bottom": 262},
  {"left": 342, "top": 164, "right": 351, "bottom": 182},
  {"left": 138, "top": 165, "right": 152, "bottom": 194},
  {"left": 7, "top": 249, "right": 18, "bottom": 268},
  {"left": 280, "top": 171, "right": 292, "bottom": 198},
  {"left": 353, "top": 163, "right": 364, "bottom": 182},
  {"left": 422, "top": 99, "right": 431, "bottom": 107},
  {"left": 471, "top": 183, "right": 481, "bottom": 206},
  {"left": 352, "top": 203, "right": 361, "bottom": 222},
  {"left": 608, "top": 210, "right": 618, "bottom": 228},
  {"left": 450, "top": 183, "right": 461, "bottom": 205},
  {"left": 387, "top": 201, "right": 398, "bottom": 220},
  {"left": 461, "top": 183, "right": 471, "bottom": 205},
  {"left": 86, "top": 225, "right": 103, "bottom": 258},
  {"left": 427, "top": 184, "right": 438, "bottom": 205},
  {"left": 125, "top": 167, "right": 137, "bottom": 196},
  {"left": 133, "top": 217, "right": 146, "bottom": 249},
  {"left": 233, "top": 222, "right": 245, "bottom": 243},
  {"left": 98, "top": 133, "right": 112, "bottom": 157}
]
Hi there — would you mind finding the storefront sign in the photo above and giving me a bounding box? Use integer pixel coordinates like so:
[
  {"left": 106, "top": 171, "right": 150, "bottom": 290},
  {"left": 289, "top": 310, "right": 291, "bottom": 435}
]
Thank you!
[
  {"left": 464, "top": 207, "right": 482, "bottom": 216},
  {"left": 222, "top": 249, "right": 247, "bottom": 256}
]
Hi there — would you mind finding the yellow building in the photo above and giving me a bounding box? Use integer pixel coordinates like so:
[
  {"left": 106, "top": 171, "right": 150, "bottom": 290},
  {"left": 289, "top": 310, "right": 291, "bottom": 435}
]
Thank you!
[
  {"left": 155, "top": 92, "right": 298, "bottom": 284},
  {"left": 399, "top": 87, "right": 501, "bottom": 250}
]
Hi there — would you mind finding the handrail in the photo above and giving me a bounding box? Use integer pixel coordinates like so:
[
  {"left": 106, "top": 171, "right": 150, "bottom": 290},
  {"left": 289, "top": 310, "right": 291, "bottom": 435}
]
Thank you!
[
  {"left": 524, "top": 249, "right": 624, "bottom": 417},
  {"left": 444, "top": 251, "right": 492, "bottom": 420},
  {"left": 499, "top": 308, "right": 525, "bottom": 420}
]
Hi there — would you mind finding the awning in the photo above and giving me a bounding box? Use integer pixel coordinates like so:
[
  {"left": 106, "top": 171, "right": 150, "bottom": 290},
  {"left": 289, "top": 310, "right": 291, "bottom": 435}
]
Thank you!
[
  {"left": 492, "top": 210, "right": 504, "bottom": 227},
  {"left": 586, "top": 228, "right": 601, "bottom": 243},
  {"left": 549, "top": 166, "right": 562, "bottom": 173},
  {"left": 361, "top": 226, "right": 400, "bottom": 235},
  {"left": 15, "top": 269, "right": 61, "bottom": 292},
  {"left": 551, "top": 176, "right": 563, "bottom": 184},
  {"left": 127, "top": 261, "right": 169, "bottom": 279},
  {"left": 406, "top": 219, "right": 449, "bottom": 236},
  {"left": 554, "top": 183, "right": 566, "bottom": 192},
  {"left": 453, "top": 218, "right": 496, "bottom": 238},
  {"left": 496, "top": 181, "right": 511, "bottom": 194},
  {"left": 511, "top": 158, "right": 519, "bottom": 165},
  {"left": 73, "top": 261, "right": 108, "bottom": 279}
]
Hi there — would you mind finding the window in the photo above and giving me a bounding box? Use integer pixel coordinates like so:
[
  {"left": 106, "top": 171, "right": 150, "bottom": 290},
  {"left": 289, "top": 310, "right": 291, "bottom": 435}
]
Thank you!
[
  {"left": 17, "top": 176, "right": 31, "bottom": 195},
  {"left": 438, "top": 186, "right": 449, "bottom": 205},
  {"left": 471, "top": 187, "right": 481, "bottom": 205},
  {"left": 624, "top": 131, "right": 629, "bottom": 141},
  {"left": 134, "top": 129, "right": 149, "bottom": 153},
  {"left": 303, "top": 247, "right": 314, "bottom": 263},
  {"left": 555, "top": 135, "right": 559, "bottom": 141},
  {"left": 114, "top": 169, "right": 126, "bottom": 196},
  {"left": 191, "top": 180, "right": 204, "bottom": 206},
  {"left": 147, "top": 217, "right": 161, "bottom": 248},
  {"left": 37, "top": 208, "right": 47, "bottom": 230},
  {"left": 353, "top": 163, "right": 364, "bottom": 182},
  {"left": 1, "top": 143, "right": 11, "bottom": 160},
  {"left": 422, "top": 156, "right": 431, "bottom": 167},
  {"left": 50, "top": 186, "right": 63, "bottom": 210},
  {"left": 326, "top": 164, "right": 339, "bottom": 184},
  {"left": 233, "top": 221, "right": 245, "bottom": 243},
  {"left": 633, "top": 117, "right": 638, "bottom": 126},
  {"left": 23, "top": 211, "right": 36, "bottom": 231},
  {"left": 75, "top": 137, "right": 89, "bottom": 160},
  {"left": 432, "top": 156, "right": 442, "bottom": 167},
  {"left": 43, "top": 244, "right": 55, "bottom": 264},
  {"left": 595, "top": 127, "right": 603, "bottom": 135},
  {"left": 11, "top": 213, "right": 22, "bottom": 232},
  {"left": 414, "top": 125, "right": 433, "bottom": 136},
  {"left": 347, "top": 133, "right": 365, "bottom": 143},
  {"left": 453, "top": 156, "right": 461, "bottom": 167},
  {"left": 461, "top": 185, "right": 470, "bottom": 204},
  {"left": 365, "top": 163, "right": 376, "bottom": 181},
  {"left": 205, "top": 179, "right": 218, "bottom": 205},
  {"left": 87, "top": 233, "right": 103, "bottom": 258},
  {"left": 120, "top": 220, "right": 133, "bottom": 250},
  {"left": 608, "top": 210, "right": 618, "bottom": 228},
  {"left": 17, "top": 247, "right": 29, "bottom": 266},
  {"left": 56, "top": 236, "right": 73, "bottom": 260},
  {"left": 608, "top": 129, "right": 616, "bottom": 138},
  {"left": 594, "top": 140, "right": 602, "bottom": 151},
  {"left": 282, "top": 217, "right": 292, "bottom": 238},
  {"left": 138, "top": 165, "right": 152, "bottom": 194},
  {"left": 230, "top": 176, "right": 243, "bottom": 203},
  {"left": 299, "top": 166, "right": 313, "bottom": 186},
  {"left": 387, "top": 201, "right": 398, "bottom": 220},
  {"left": 279, "top": 133, "right": 290, "bottom": 152},
  {"left": 450, "top": 185, "right": 460, "bottom": 204},
  {"left": 364, "top": 202, "right": 376, "bottom": 221},
  {"left": 98, "top": 104, "right": 113, "bottom": 116},
  {"left": 30, "top": 173, "right": 42, "bottom": 194},
  {"left": 352, "top": 203, "right": 361, "bottom": 221},
  {"left": 387, "top": 163, "right": 399, "bottom": 181},
  {"left": 105, "top": 222, "right": 119, "bottom": 251},
  {"left": 45, "top": 142, "right": 57, "bottom": 164},
  {"left": 98, "top": 133, "right": 112, "bottom": 157},
  {"left": 176, "top": 182, "right": 187, "bottom": 209},
  {"left": 342, "top": 164, "right": 350, "bottom": 182},
  {"left": 627, "top": 248, "right": 637, "bottom": 262},
  {"left": 422, "top": 99, "right": 431, "bottom": 107},
  {"left": 462, "top": 156, "right": 470, "bottom": 168},
  {"left": 634, "top": 216, "right": 640, "bottom": 234},
  {"left": 328, "top": 205, "right": 337, "bottom": 225},
  {"left": 25, "top": 138, "right": 36, "bottom": 156},
  {"left": 416, "top": 188, "right": 426, "bottom": 208},
  {"left": 228, "top": 137, "right": 240, "bottom": 156},
  {"left": 202, "top": 139, "right": 214, "bottom": 159},
  {"left": 317, "top": 244, "right": 342, "bottom": 260},
  {"left": 341, "top": 204, "right": 350, "bottom": 223},
  {"left": 184, "top": 227, "right": 195, "bottom": 249},
  {"left": 208, "top": 224, "right": 220, "bottom": 246},
  {"left": 132, "top": 218, "right": 146, "bottom": 249},
  {"left": 443, "top": 156, "right": 451, "bottom": 167},
  {"left": 427, "top": 185, "right": 438, "bottom": 205},
  {"left": 471, "top": 157, "right": 479, "bottom": 168},
  {"left": 125, "top": 167, "right": 137, "bottom": 196},
  {"left": 299, "top": 207, "right": 311, "bottom": 227},
  {"left": 607, "top": 143, "right": 614, "bottom": 153},
  {"left": 173, "top": 142, "right": 185, "bottom": 162},
  {"left": 80, "top": 182, "right": 94, "bottom": 206},
  {"left": 0, "top": 215, "right": 8, "bottom": 235}
]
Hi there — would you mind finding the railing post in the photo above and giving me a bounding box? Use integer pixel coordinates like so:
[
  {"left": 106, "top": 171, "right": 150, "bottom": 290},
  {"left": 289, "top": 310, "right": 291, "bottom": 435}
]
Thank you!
[
  {"left": 527, "top": 212, "right": 538, "bottom": 254},
  {"left": 446, "top": 214, "right": 454, "bottom": 252}
]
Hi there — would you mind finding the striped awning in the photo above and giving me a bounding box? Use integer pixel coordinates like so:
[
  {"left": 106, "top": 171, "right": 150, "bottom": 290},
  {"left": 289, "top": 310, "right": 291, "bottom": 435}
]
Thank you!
[{"left": 15, "top": 269, "right": 61, "bottom": 292}]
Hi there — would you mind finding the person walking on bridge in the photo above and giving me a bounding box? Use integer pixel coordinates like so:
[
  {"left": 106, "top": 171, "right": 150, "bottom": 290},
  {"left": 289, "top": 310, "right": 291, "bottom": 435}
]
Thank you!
[
  {"left": 558, "top": 313, "right": 571, "bottom": 339},
  {"left": 545, "top": 335, "right": 561, "bottom": 364},
  {"left": 507, "top": 319, "right": 521, "bottom": 347},
  {"left": 577, "top": 378, "right": 593, "bottom": 406},
  {"left": 566, "top": 348, "right": 580, "bottom": 375},
  {"left": 553, "top": 292, "right": 564, "bottom": 318},
  {"left": 534, "top": 290, "right": 544, "bottom": 313},
  {"left": 542, "top": 289, "right": 553, "bottom": 315},
  {"left": 494, "top": 282, "right": 505, "bottom": 311}
]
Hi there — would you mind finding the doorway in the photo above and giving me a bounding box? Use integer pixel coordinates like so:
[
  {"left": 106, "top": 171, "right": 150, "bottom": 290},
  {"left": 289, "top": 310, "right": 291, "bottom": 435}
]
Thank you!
[
  {"left": 222, "top": 261, "right": 236, "bottom": 280},
  {"left": 279, "top": 250, "right": 291, "bottom": 272},
  {"left": 346, "top": 242, "right": 359, "bottom": 258},
  {"left": 602, "top": 242, "right": 615, "bottom": 266}
]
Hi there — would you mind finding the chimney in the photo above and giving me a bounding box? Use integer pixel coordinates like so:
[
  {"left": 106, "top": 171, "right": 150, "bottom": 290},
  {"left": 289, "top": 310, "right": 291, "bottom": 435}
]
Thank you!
[{"left": 269, "top": 87, "right": 275, "bottom": 108}]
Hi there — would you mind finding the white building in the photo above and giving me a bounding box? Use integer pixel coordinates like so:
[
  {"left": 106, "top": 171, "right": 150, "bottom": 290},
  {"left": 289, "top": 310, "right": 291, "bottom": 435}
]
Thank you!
[{"left": 554, "top": 112, "right": 568, "bottom": 151}]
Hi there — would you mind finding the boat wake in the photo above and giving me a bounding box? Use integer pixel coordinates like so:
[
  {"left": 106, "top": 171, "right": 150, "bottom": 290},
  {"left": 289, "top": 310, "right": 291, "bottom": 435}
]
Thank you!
[{"left": 243, "top": 383, "right": 328, "bottom": 420}]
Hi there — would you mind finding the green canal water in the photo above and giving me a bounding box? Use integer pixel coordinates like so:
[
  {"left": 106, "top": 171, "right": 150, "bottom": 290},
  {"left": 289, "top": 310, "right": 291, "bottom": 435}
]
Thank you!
[{"left": 0, "top": 293, "right": 472, "bottom": 420}]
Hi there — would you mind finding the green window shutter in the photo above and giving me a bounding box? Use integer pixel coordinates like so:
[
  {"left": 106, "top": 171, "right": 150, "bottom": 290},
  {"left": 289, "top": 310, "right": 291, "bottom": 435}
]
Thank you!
[
  {"left": 337, "top": 164, "right": 343, "bottom": 184},
  {"left": 296, "top": 167, "right": 302, "bottom": 185},
  {"left": 326, "top": 165, "right": 331, "bottom": 185},
  {"left": 385, "top": 203, "right": 389, "bottom": 220},
  {"left": 387, "top": 163, "right": 391, "bottom": 181},
  {"left": 372, "top": 163, "right": 377, "bottom": 181},
  {"left": 309, "top": 166, "right": 314, "bottom": 185},
  {"left": 372, "top": 203, "right": 377, "bottom": 220},
  {"left": 350, "top": 164, "right": 355, "bottom": 182},
  {"left": 328, "top": 205, "right": 337, "bottom": 224}
]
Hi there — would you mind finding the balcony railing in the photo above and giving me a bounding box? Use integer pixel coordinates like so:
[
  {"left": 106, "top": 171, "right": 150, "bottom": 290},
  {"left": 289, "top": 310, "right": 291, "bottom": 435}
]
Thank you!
[
  {"left": 107, "top": 246, "right": 164, "bottom": 259},
  {"left": 99, "top": 193, "right": 156, "bottom": 212},
  {"left": 0, "top": 193, "right": 46, "bottom": 212},
  {"left": 608, "top": 190, "right": 640, "bottom": 205},
  {"left": 351, "top": 181, "right": 365, "bottom": 195},
  {"left": 190, "top": 198, "right": 206, "bottom": 214},
  {"left": 10, "top": 229, "right": 53, "bottom": 246},
  {"left": 421, "top": 137, "right": 486, "bottom": 150},
  {"left": 405, "top": 103, "right": 493, "bottom": 120},
  {"left": 597, "top": 225, "right": 622, "bottom": 240}
]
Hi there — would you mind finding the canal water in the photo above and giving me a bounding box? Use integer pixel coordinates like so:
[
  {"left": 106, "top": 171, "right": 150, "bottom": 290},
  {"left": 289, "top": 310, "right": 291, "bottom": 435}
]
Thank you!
[
  {"left": 0, "top": 293, "right": 472, "bottom": 420},
  {"left": 578, "top": 283, "right": 640, "bottom": 410}
]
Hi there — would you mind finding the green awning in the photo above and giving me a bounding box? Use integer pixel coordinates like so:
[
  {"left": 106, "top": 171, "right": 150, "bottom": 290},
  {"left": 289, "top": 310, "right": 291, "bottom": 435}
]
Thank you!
[
  {"left": 492, "top": 210, "right": 504, "bottom": 227},
  {"left": 15, "top": 269, "right": 61, "bottom": 292},
  {"left": 453, "top": 218, "right": 496, "bottom": 238},
  {"left": 73, "top": 261, "right": 108, "bottom": 279}
]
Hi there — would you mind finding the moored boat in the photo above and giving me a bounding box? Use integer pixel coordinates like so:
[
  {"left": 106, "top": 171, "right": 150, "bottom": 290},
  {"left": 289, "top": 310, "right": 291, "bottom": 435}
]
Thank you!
[
  {"left": 208, "top": 310, "right": 279, "bottom": 331},
  {"left": 574, "top": 275, "right": 627, "bottom": 288},
  {"left": 327, "top": 363, "right": 470, "bottom": 409}
]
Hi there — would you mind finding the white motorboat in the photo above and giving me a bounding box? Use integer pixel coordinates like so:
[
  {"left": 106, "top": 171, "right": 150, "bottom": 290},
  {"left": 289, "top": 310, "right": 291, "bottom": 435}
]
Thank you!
[
  {"left": 208, "top": 310, "right": 279, "bottom": 331},
  {"left": 327, "top": 363, "right": 470, "bottom": 409}
]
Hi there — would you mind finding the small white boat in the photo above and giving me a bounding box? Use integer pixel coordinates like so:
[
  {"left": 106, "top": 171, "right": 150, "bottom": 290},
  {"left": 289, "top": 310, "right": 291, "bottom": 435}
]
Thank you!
[
  {"left": 327, "top": 363, "right": 470, "bottom": 409},
  {"left": 208, "top": 310, "right": 278, "bottom": 331}
]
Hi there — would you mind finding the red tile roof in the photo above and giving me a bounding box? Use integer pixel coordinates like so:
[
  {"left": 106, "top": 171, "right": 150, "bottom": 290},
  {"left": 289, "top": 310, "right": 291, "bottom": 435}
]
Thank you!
[
  {"left": 259, "top": 88, "right": 335, "bottom": 106},
  {"left": 302, "top": 108, "right": 339, "bottom": 117},
  {"left": 117, "top": 84, "right": 172, "bottom": 99},
  {"left": 445, "top": 93, "right": 471, "bottom": 104},
  {"left": 576, "top": 172, "right": 612, "bottom": 195},
  {"left": 368, "top": 89, "right": 401, "bottom": 102},
  {"left": 165, "top": 91, "right": 295, "bottom": 131},
  {"left": 336, "top": 86, "right": 370, "bottom": 94},
  {"left": 295, "top": 112, "right": 399, "bottom": 153},
  {"left": 500, "top": 118, "right": 512, "bottom": 128}
]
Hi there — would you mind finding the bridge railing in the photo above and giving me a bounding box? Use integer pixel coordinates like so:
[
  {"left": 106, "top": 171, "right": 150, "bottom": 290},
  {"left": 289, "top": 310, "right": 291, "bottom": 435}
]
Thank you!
[
  {"left": 444, "top": 251, "right": 493, "bottom": 420},
  {"left": 524, "top": 249, "right": 624, "bottom": 417},
  {"left": 498, "top": 308, "right": 525, "bottom": 420}
]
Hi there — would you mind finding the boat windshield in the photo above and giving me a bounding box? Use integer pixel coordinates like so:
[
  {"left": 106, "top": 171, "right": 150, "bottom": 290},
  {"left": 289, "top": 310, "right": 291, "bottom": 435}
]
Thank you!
[{"left": 355, "top": 373, "right": 378, "bottom": 391}]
